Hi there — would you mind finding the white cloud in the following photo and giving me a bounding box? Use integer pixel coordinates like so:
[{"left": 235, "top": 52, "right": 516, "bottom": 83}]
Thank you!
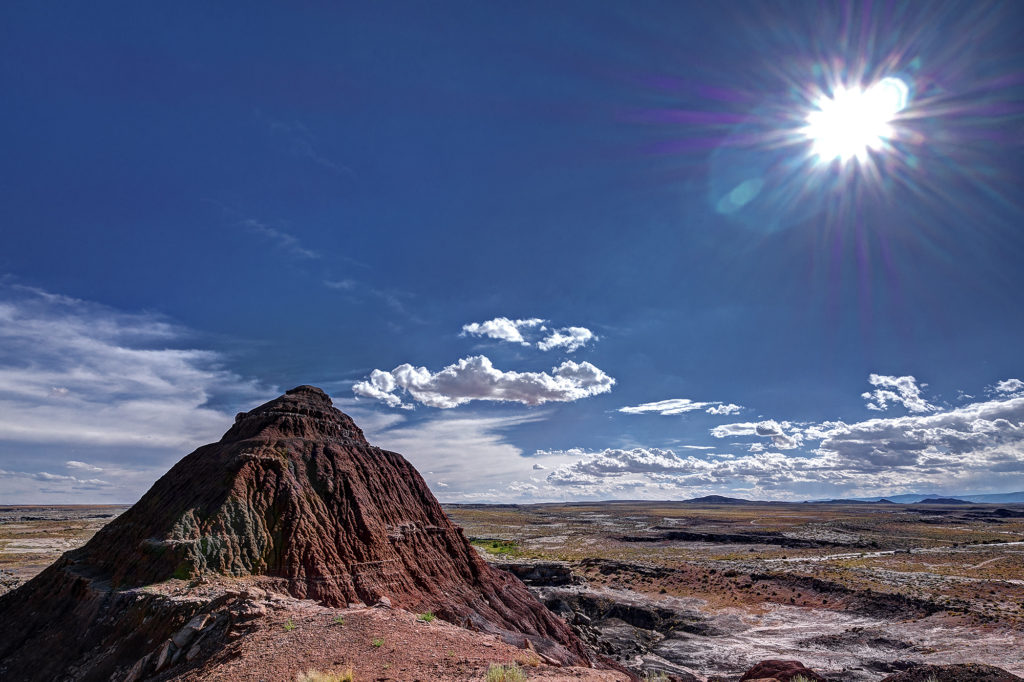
[
  {"left": 994, "top": 378, "right": 1024, "bottom": 395},
  {"left": 862, "top": 373, "right": 936, "bottom": 413},
  {"left": 813, "top": 395, "right": 1024, "bottom": 468},
  {"left": 66, "top": 460, "right": 103, "bottom": 473},
  {"left": 619, "top": 399, "right": 710, "bottom": 415},
  {"left": 532, "top": 463, "right": 547, "bottom": 470},
  {"left": 536, "top": 327, "right": 595, "bottom": 353},
  {"left": 542, "top": 447, "right": 813, "bottom": 495},
  {"left": 710, "top": 420, "right": 802, "bottom": 449},
  {"left": 460, "top": 317, "right": 544, "bottom": 345},
  {"left": 352, "top": 355, "right": 614, "bottom": 409},
  {"left": 461, "top": 317, "right": 597, "bottom": 353},
  {"left": 620, "top": 398, "right": 744, "bottom": 416}
]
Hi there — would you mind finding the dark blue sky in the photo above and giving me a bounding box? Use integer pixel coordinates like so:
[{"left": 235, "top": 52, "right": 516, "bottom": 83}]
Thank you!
[{"left": 2, "top": 1, "right": 1023, "bottom": 503}]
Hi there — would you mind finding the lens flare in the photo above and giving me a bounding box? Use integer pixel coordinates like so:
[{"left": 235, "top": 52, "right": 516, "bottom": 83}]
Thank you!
[{"left": 803, "top": 76, "right": 910, "bottom": 163}]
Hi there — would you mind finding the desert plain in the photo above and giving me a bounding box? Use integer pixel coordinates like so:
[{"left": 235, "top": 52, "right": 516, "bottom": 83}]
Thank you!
[{"left": 2, "top": 498, "right": 1023, "bottom": 680}]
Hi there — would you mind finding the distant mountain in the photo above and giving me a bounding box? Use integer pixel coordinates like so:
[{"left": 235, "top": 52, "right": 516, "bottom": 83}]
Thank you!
[
  {"left": 683, "top": 495, "right": 752, "bottom": 505},
  {"left": 916, "top": 497, "right": 971, "bottom": 505},
  {"left": 831, "top": 491, "right": 1024, "bottom": 504}
]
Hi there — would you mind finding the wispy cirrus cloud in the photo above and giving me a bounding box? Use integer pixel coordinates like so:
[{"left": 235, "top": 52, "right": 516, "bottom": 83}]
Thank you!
[
  {"left": 239, "top": 218, "right": 319, "bottom": 259},
  {"left": 0, "top": 285, "right": 273, "bottom": 503},
  {"left": 352, "top": 355, "right": 614, "bottom": 409},
  {"left": 620, "top": 398, "right": 744, "bottom": 416}
]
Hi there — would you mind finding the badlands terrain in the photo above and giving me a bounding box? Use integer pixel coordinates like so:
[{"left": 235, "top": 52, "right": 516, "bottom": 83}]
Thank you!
[
  {"left": 3, "top": 498, "right": 1023, "bottom": 679},
  {"left": 446, "top": 499, "right": 1024, "bottom": 679}
]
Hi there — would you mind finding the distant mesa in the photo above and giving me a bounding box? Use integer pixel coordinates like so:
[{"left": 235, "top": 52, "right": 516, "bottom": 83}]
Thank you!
[
  {"left": 683, "top": 494, "right": 753, "bottom": 505},
  {"left": 916, "top": 497, "right": 971, "bottom": 505},
  {"left": 0, "top": 386, "right": 612, "bottom": 681}
]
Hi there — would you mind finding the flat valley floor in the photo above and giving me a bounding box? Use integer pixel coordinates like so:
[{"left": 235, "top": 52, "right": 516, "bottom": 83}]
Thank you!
[{"left": 2, "top": 501, "right": 1023, "bottom": 680}]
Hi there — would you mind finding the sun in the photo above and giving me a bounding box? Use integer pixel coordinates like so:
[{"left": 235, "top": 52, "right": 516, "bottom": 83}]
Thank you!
[{"left": 803, "top": 76, "right": 909, "bottom": 164}]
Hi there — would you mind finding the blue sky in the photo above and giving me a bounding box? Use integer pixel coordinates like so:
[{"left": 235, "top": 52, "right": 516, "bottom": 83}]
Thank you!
[{"left": 2, "top": 1, "right": 1023, "bottom": 503}]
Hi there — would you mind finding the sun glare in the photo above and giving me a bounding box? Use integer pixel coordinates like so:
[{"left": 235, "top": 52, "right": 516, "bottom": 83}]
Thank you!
[{"left": 803, "top": 76, "right": 909, "bottom": 163}]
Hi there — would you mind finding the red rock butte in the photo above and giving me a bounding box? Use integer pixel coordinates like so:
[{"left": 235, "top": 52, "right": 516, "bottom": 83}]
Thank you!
[{"left": 0, "top": 386, "right": 602, "bottom": 680}]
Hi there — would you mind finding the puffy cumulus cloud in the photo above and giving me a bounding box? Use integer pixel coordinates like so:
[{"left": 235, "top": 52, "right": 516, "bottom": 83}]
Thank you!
[
  {"left": 532, "top": 463, "right": 547, "bottom": 470},
  {"left": 460, "top": 317, "right": 597, "bottom": 353},
  {"left": 994, "top": 379, "right": 1024, "bottom": 395},
  {"left": 620, "top": 399, "right": 744, "bottom": 416},
  {"left": 461, "top": 317, "right": 544, "bottom": 345},
  {"left": 862, "top": 374, "right": 936, "bottom": 413},
  {"left": 353, "top": 355, "right": 614, "bottom": 409},
  {"left": 813, "top": 395, "right": 1024, "bottom": 468},
  {"left": 0, "top": 285, "right": 274, "bottom": 503},
  {"left": 537, "top": 327, "right": 595, "bottom": 353},
  {"left": 710, "top": 420, "right": 802, "bottom": 450}
]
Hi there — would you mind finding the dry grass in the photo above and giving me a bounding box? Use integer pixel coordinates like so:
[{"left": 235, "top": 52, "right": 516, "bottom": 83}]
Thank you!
[
  {"left": 486, "top": 662, "right": 527, "bottom": 681},
  {"left": 514, "top": 651, "right": 541, "bottom": 668}
]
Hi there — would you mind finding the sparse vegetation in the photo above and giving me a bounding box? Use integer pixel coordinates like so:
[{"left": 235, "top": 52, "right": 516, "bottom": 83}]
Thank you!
[
  {"left": 296, "top": 670, "right": 354, "bottom": 682},
  {"left": 332, "top": 616, "right": 345, "bottom": 625},
  {"left": 486, "top": 662, "right": 527, "bottom": 682},
  {"left": 417, "top": 610, "right": 436, "bottom": 623},
  {"left": 644, "top": 672, "right": 670, "bottom": 682},
  {"left": 283, "top": 618, "right": 296, "bottom": 632},
  {"left": 371, "top": 638, "right": 384, "bottom": 648},
  {"left": 470, "top": 539, "right": 520, "bottom": 556}
]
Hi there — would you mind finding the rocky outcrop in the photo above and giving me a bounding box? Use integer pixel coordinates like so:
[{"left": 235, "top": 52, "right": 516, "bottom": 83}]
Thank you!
[
  {"left": 0, "top": 386, "right": 607, "bottom": 681},
  {"left": 492, "top": 559, "right": 584, "bottom": 586},
  {"left": 738, "top": 659, "right": 826, "bottom": 681}
]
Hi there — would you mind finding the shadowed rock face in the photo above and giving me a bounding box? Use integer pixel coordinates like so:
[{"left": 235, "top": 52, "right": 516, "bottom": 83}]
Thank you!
[{"left": 0, "top": 386, "right": 600, "bottom": 680}]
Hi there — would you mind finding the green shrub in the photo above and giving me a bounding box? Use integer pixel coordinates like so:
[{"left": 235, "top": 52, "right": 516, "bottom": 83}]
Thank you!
[
  {"left": 471, "top": 539, "right": 520, "bottom": 556},
  {"left": 417, "top": 611, "right": 436, "bottom": 623},
  {"left": 283, "top": 618, "right": 296, "bottom": 632},
  {"left": 371, "top": 638, "right": 384, "bottom": 648}
]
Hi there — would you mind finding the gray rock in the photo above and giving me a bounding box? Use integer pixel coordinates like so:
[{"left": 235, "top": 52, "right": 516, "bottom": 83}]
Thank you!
[{"left": 152, "top": 641, "right": 173, "bottom": 672}]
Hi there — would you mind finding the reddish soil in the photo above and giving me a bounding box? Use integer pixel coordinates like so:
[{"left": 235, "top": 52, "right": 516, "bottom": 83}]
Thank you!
[{"left": 164, "top": 594, "right": 628, "bottom": 681}]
